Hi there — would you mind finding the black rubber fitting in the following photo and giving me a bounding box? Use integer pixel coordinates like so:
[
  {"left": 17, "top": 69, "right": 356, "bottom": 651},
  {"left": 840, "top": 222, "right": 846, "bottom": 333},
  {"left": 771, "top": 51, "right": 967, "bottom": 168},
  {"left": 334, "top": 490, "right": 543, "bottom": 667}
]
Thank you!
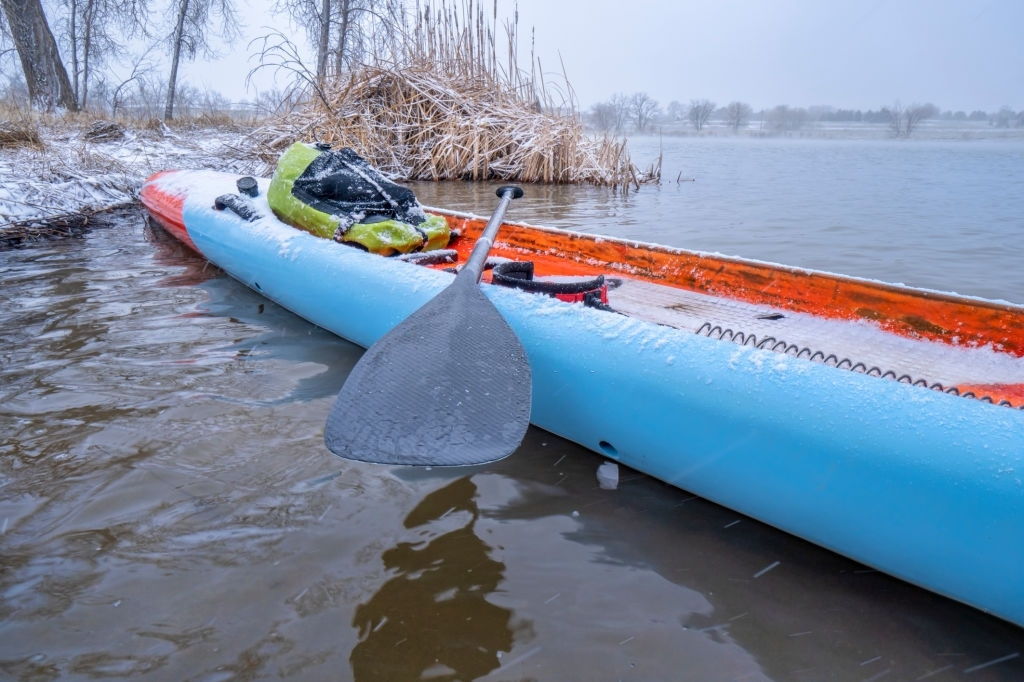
[
  {"left": 496, "top": 185, "right": 524, "bottom": 199},
  {"left": 236, "top": 176, "right": 258, "bottom": 197}
]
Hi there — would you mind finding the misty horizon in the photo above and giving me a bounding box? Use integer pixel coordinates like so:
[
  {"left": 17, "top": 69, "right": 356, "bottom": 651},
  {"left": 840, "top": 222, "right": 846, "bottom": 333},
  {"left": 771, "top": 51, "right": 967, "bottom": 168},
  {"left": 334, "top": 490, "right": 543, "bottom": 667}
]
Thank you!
[
  {"left": 3, "top": 0, "right": 1019, "bottom": 115},
  {"left": 152, "top": 0, "right": 1024, "bottom": 113}
]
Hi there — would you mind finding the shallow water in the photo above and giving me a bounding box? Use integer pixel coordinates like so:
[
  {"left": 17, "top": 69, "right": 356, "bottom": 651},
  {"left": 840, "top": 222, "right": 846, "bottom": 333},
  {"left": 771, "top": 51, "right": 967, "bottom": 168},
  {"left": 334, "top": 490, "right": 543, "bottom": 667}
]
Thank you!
[{"left": 2, "top": 138, "right": 1024, "bottom": 681}]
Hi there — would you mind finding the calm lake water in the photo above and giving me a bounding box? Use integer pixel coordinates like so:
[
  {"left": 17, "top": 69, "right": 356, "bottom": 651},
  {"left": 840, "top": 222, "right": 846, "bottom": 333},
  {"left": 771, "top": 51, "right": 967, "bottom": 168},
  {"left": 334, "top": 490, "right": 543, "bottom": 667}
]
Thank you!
[
  {"left": 414, "top": 135, "right": 1024, "bottom": 303},
  {"left": 2, "top": 137, "right": 1023, "bottom": 681}
]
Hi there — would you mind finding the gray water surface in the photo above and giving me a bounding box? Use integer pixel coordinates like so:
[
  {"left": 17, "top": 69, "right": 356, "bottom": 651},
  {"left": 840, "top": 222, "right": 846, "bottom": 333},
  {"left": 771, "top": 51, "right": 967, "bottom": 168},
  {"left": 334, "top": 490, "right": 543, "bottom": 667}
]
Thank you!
[
  {"left": 2, "top": 137, "right": 1024, "bottom": 681},
  {"left": 413, "top": 135, "right": 1024, "bottom": 303}
]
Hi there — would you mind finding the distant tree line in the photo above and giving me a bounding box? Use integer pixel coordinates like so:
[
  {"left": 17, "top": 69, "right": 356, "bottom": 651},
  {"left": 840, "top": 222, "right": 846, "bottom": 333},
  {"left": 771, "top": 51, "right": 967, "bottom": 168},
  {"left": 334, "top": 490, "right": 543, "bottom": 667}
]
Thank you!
[
  {"left": 587, "top": 93, "right": 1024, "bottom": 137},
  {"left": 2, "top": 0, "right": 1023, "bottom": 136}
]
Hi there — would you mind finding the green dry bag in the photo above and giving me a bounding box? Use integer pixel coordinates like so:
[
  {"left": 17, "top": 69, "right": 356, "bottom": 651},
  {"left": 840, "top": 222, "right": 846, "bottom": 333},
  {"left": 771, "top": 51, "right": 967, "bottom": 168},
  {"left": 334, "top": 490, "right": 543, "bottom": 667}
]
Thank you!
[{"left": 267, "top": 142, "right": 450, "bottom": 255}]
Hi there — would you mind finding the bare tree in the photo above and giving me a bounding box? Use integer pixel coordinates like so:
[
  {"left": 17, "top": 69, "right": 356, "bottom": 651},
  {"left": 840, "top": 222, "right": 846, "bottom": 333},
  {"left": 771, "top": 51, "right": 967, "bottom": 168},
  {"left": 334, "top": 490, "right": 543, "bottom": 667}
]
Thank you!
[
  {"left": 902, "top": 102, "right": 938, "bottom": 137},
  {"left": 883, "top": 101, "right": 938, "bottom": 138},
  {"left": 318, "top": 0, "right": 331, "bottom": 78},
  {"left": 164, "top": 0, "right": 238, "bottom": 120},
  {"left": 765, "top": 104, "right": 808, "bottom": 132},
  {"left": 276, "top": 0, "right": 391, "bottom": 85},
  {"left": 0, "top": 74, "right": 30, "bottom": 105},
  {"left": 198, "top": 87, "right": 230, "bottom": 116},
  {"left": 589, "top": 101, "right": 620, "bottom": 133},
  {"left": 61, "top": 0, "right": 149, "bottom": 109},
  {"left": 111, "top": 45, "right": 155, "bottom": 115},
  {"left": 124, "top": 72, "right": 167, "bottom": 118},
  {"left": 687, "top": 98, "right": 715, "bottom": 132},
  {"left": 629, "top": 92, "right": 659, "bottom": 133},
  {"left": 253, "top": 86, "right": 300, "bottom": 116},
  {"left": 0, "top": 0, "right": 77, "bottom": 110},
  {"left": 586, "top": 94, "right": 633, "bottom": 134},
  {"left": 249, "top": 30, "right": 331, "bottom": 108},
  {"left": 333, "top": 0, "right": 375, "bottom": 73},
  {"left": 993, "top": 106, "right": 1015, "bottom": 128},
  {"left": 665, "top": 100, "right": 685, "bottom": 121},
  {"left": 724, "top": 101, "right": 752, "bottom": 133},
  {"left": 276, "top": 0, "right": 332, "bottom": 84},
  {"left": 609, "top": 93, "right": 630, "bottom": 131},
  {"left": 882, "top": 102, "right": 904, "bottom": 137}
]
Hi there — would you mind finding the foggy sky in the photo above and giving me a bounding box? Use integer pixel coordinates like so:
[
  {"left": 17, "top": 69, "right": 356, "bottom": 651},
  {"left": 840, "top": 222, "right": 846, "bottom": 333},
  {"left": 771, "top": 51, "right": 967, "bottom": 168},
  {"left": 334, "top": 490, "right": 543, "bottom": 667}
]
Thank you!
[{"left": 178, "top": 0, "right": 1023, "bottom": 112}]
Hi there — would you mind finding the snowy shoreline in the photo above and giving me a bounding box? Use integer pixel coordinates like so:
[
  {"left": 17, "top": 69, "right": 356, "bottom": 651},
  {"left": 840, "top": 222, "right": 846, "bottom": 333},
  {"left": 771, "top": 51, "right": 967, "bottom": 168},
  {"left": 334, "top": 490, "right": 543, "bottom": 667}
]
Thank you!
[{"left": 0, "top": 122, "right": 260, "bottom": 245}]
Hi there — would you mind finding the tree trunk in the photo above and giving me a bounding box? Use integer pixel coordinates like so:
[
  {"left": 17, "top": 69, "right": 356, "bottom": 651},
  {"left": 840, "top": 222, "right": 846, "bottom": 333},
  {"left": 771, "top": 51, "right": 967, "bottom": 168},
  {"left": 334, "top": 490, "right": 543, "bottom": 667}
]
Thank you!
[
  {"left": 81, "top": 0, "right": 94, "bottom": 109},
  {"left": 316, "top": 0, "right": 330, "bottom": 85},
  {"left": 335, "top": 0, "right": 350, "bottom": 76},
  {"left": 164, "top": 0, "right": 189, "bottom": 121},
  {"left": 0, "top": 0, "right": 77, "bottom": 110},
  {"left": 69, "top": 0, "right": 79, "bottom": 106}
]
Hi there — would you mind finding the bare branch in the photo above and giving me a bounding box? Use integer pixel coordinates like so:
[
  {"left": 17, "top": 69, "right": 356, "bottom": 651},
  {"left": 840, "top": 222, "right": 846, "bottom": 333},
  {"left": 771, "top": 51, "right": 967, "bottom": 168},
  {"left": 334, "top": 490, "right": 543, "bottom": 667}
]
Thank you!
[{"left": 247, "top": 30, "right": 332, "bottom": 111}]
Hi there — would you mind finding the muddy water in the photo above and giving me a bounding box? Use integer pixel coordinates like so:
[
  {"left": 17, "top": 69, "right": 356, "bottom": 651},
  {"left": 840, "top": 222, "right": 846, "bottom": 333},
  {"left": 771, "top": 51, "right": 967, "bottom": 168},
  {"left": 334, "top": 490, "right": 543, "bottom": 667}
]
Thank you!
[{"left": 2, "top": 144, "right": 1024, "bottom": 681}]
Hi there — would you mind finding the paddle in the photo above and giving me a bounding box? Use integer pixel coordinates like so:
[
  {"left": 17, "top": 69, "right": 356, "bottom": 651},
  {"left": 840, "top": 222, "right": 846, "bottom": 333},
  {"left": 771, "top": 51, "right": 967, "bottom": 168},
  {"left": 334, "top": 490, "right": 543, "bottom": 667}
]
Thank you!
[{"left": 324, "top": 186, "right": 531, "bottom": 466}]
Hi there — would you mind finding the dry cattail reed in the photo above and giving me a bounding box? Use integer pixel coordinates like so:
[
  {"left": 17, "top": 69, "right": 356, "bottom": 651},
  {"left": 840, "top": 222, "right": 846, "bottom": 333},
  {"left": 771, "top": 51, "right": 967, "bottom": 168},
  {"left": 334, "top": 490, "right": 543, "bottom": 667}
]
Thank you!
[{"left": 246, "top": 0, "right": 658, "bottom": 188}]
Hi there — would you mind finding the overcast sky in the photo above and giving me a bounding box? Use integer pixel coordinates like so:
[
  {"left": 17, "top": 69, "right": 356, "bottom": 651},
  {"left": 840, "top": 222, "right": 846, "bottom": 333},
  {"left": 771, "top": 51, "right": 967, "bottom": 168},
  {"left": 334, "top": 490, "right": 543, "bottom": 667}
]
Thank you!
[{"left": 180, "top": 0, "right": 1023, "bottom": 112}]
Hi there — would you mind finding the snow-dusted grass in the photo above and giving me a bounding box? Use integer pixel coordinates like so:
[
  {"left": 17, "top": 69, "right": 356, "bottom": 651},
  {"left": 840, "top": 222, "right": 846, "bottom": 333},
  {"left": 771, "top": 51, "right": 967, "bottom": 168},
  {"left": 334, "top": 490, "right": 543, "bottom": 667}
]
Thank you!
[{"left": 0, "top": 118, "right": 263, "bottom": 246}]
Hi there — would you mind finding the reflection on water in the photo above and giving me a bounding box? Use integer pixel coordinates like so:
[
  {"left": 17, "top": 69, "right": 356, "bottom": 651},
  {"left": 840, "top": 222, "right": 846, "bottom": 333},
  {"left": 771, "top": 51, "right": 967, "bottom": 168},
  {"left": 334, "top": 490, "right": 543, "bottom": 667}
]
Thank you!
[
  {"left": 480, "top": 429, "right": 1024, "bottom": 680},
  {"left": 351, "top": 477, "right": 522, "bottom": 681},
  {"left": 2, "top": 196, "right": 1023, "bottom": 679}
]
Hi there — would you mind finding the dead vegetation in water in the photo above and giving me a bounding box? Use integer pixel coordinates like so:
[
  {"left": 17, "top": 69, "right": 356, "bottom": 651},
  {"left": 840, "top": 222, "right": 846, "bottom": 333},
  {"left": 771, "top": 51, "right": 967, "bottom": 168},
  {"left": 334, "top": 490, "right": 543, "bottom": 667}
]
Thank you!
[
  {"left": 0, "top": 206, "right": 134, "bottom": 249},
  {"left": 245, "top": 1, "right": 659, "bottom": 188},
  {"left": 0, "top": 144, "right": 139, "bottom": 239},
  {"left": 247, "top": 66, "right": 651, "bottom": 187}
]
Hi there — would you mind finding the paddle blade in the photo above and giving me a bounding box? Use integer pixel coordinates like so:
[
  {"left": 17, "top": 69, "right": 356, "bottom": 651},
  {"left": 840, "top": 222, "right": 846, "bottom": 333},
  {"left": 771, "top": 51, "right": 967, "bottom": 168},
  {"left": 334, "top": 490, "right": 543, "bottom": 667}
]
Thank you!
[{"left": 324, "top": 275, "right": 532, "bottom": 466}]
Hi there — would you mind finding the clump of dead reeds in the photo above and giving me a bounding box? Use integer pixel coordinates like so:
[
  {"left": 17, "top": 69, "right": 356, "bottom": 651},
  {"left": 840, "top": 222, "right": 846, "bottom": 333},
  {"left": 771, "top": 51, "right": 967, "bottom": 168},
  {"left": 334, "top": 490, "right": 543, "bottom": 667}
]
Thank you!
[
  {"left": 249, "top": 64, "right": 649, "bottom": 186},
  {"left": 247, "top": 1, "right": 658, "bottom": 188},
  {"left": 83, "top": 120, "right": 126, "bottom": 142},
  {"left": 0, "top": 203, "right": 145, "bottom": 249},
  {"left": 0, "top": 118, "right": 43, "bottom": 149}
]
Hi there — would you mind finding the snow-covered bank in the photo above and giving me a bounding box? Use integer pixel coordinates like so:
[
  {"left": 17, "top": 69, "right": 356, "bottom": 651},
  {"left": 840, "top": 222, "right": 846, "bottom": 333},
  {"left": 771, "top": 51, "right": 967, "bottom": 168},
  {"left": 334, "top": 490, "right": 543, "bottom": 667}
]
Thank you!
[{"left": 0, "top": 121, "right": 261, "bottom": 245}]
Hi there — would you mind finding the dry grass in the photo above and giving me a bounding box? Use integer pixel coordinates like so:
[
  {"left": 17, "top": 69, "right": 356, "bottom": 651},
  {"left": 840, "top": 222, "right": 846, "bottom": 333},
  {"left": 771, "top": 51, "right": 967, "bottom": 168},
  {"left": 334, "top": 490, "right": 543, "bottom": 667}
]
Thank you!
[
  {"left": 247, "top": 64, "right": 652, "bottom": 187},
  {"left": 0, "top": 99, "right": 260, "bottom": 140},
  {"left": 1, "top": 142, "right": 137, "bottom": 214},
  {"left": 0, "top": 114, "right": 262, "bottom": 243},
  {"left": 0, "top": 118, "right": 43, "bottom": 149}
]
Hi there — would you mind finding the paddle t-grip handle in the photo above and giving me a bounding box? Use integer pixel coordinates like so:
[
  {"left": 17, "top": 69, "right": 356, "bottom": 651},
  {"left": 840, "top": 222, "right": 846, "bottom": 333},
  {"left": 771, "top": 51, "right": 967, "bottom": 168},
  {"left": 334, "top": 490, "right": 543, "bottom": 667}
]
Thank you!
[
  {"left": 461, "top": 186, "right": 525, "bottom": 282},
  {"left": 496, "top": 185, "right": 524, "bottom": 199}
]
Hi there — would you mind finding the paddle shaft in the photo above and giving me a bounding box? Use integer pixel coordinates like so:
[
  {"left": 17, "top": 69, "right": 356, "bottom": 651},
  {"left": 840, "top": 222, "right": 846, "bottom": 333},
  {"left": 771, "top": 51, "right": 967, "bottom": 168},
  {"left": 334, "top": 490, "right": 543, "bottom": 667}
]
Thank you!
[{"left": 460, "top": 186, "right": 524, "bottom": 282}]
